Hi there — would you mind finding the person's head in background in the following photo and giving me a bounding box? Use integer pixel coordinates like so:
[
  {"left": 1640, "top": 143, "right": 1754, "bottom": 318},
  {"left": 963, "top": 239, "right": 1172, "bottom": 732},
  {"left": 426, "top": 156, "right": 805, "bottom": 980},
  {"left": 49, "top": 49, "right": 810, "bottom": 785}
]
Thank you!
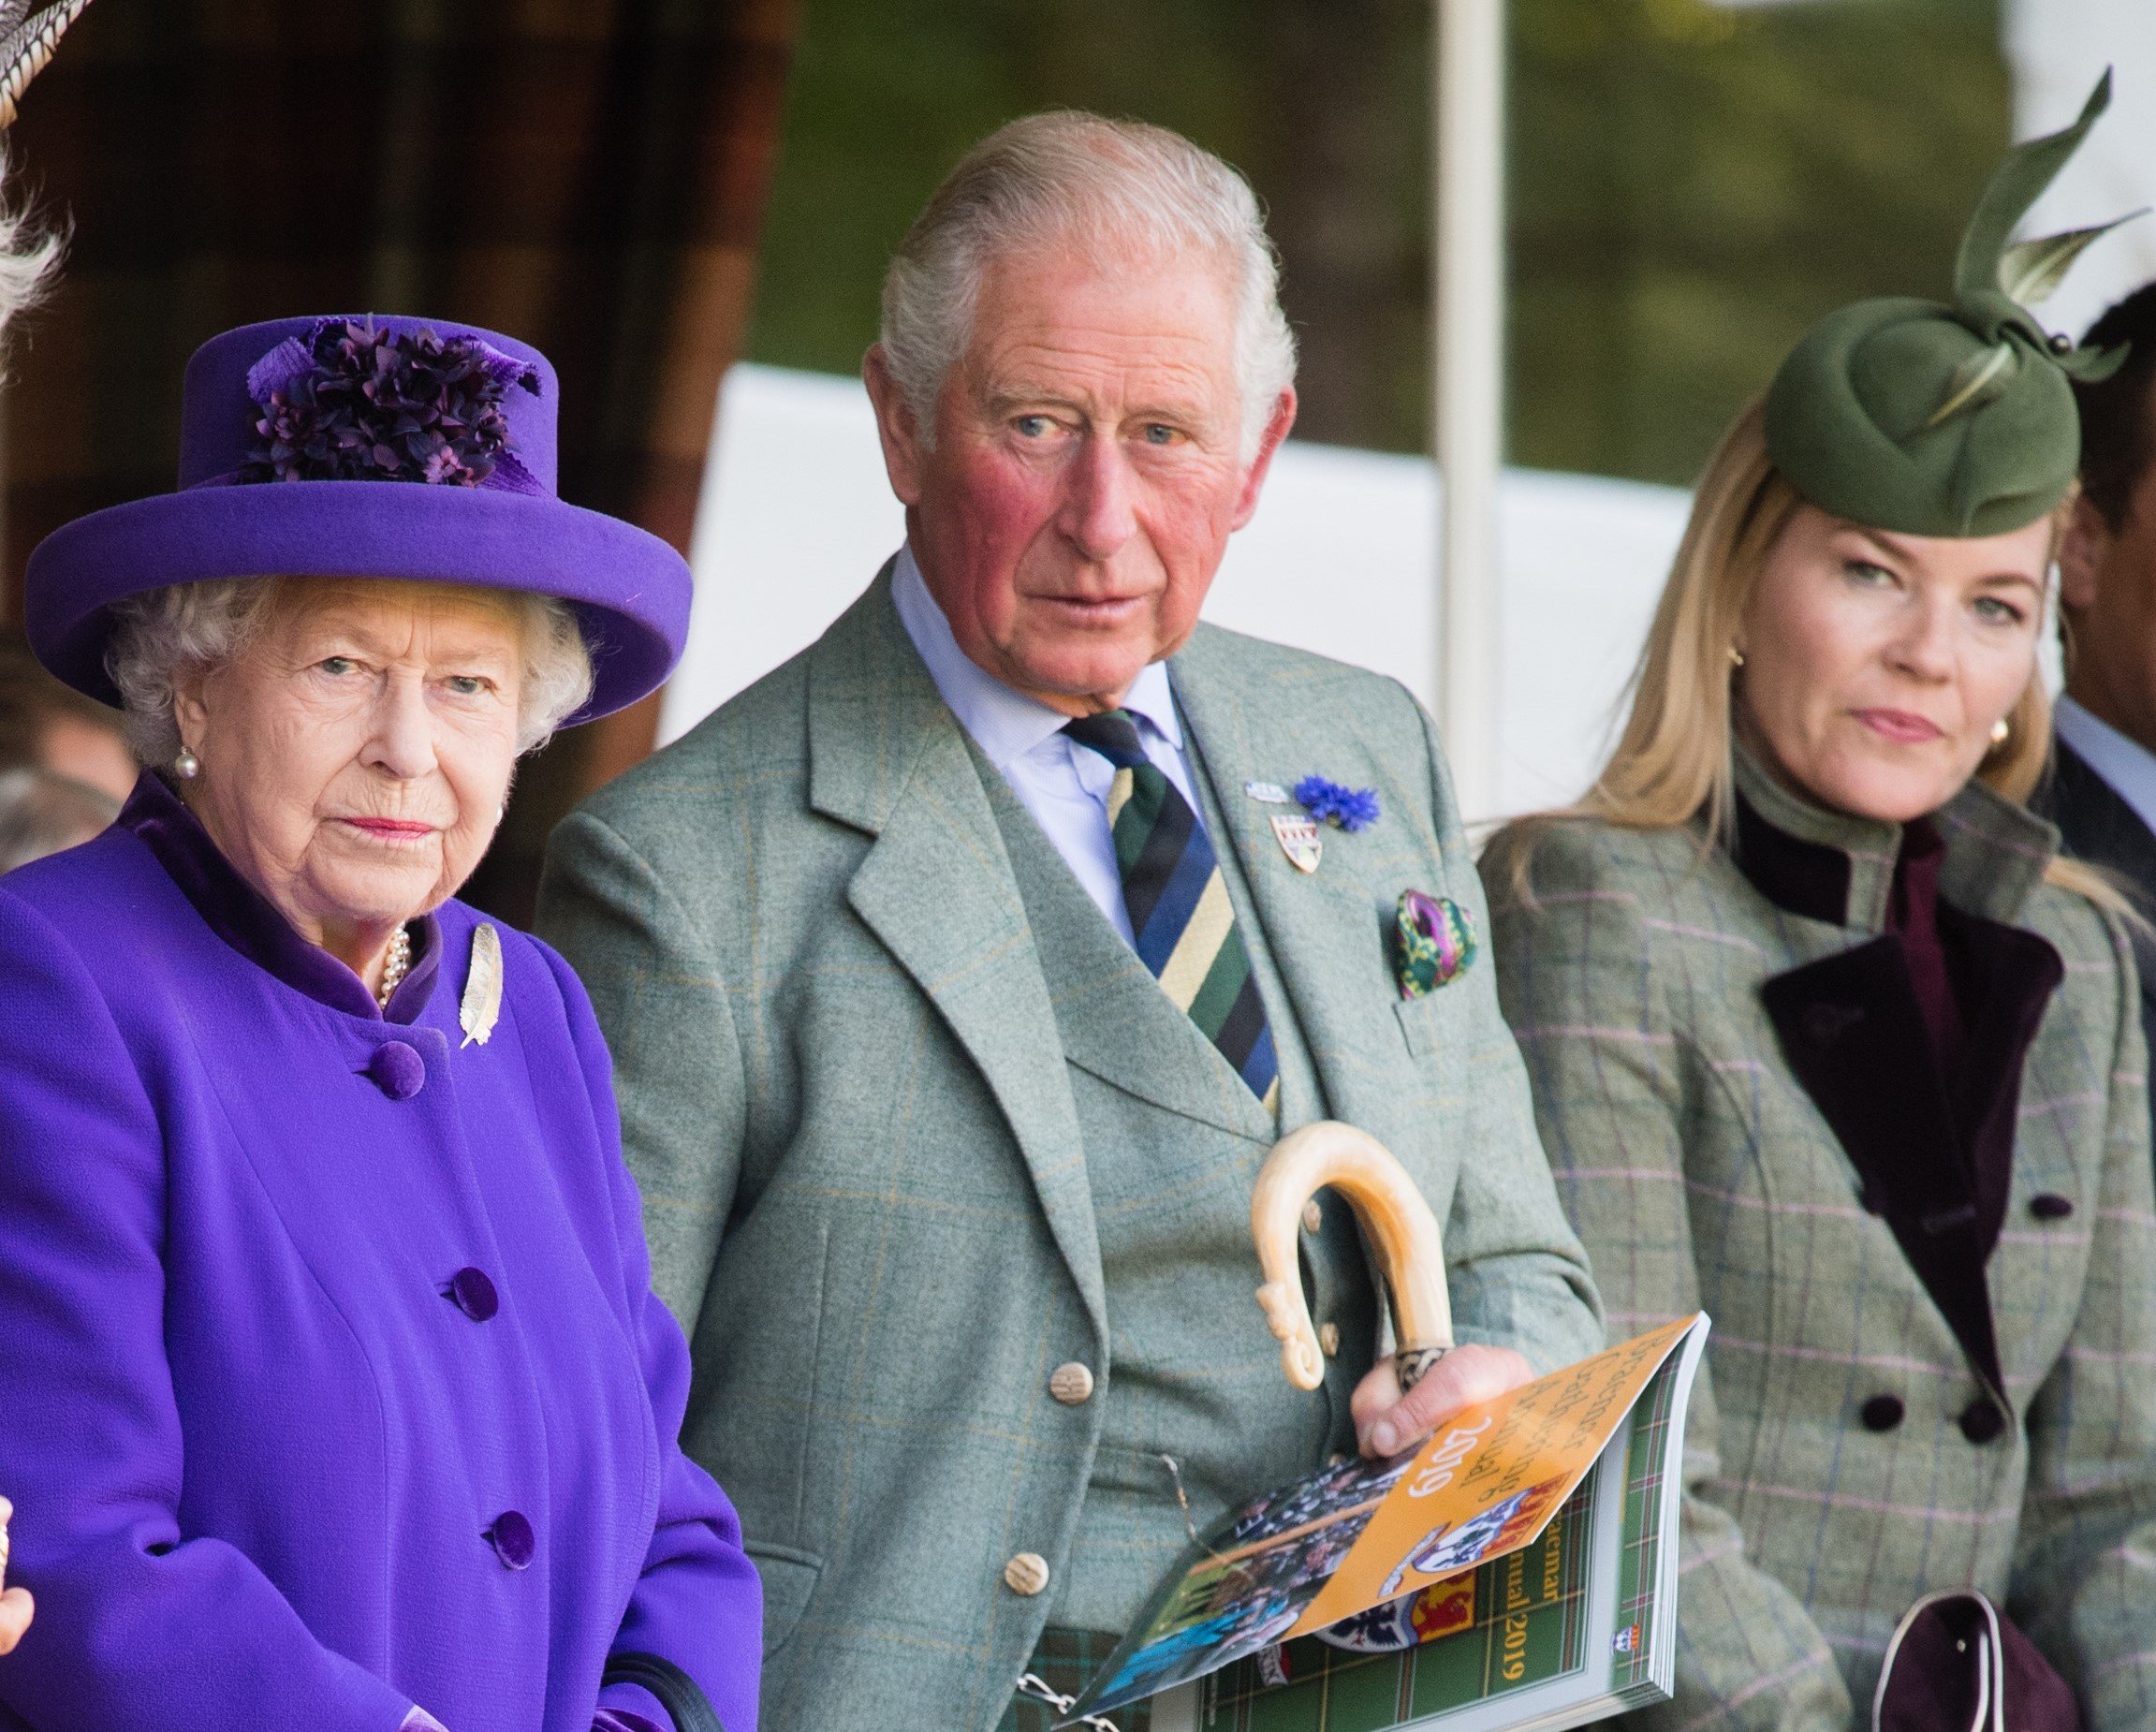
[
  {"left": 2061, "top": 284, "right": 2156, "bottom": 749},
  {"left": 0, "top": 765, "right": 117, "bottom": 873},
  {"left": 0, "top": 627, "right": 137, "bottom": 802}
]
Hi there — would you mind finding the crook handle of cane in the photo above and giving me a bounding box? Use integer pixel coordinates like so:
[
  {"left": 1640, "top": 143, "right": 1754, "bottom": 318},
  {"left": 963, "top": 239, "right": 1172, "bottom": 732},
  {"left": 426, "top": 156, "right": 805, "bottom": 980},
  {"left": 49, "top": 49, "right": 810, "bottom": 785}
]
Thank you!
[{"left": 1251, "top": 1121, "right": 1454, "bottom": 1392}]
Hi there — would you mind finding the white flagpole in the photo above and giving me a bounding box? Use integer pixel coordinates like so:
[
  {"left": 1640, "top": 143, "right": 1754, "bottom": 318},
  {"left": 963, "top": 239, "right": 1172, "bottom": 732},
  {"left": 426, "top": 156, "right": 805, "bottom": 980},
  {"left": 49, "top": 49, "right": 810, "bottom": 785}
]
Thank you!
[{"left": 1433, "top": 0, "right": 1505, "bottom": 819}]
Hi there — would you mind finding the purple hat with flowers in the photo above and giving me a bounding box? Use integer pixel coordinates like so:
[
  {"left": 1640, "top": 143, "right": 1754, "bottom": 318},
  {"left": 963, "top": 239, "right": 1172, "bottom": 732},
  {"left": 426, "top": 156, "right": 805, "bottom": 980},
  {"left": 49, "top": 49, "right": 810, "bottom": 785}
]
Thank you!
[{"left": 25, "top": 314, "right": 693, "bottom": 724}]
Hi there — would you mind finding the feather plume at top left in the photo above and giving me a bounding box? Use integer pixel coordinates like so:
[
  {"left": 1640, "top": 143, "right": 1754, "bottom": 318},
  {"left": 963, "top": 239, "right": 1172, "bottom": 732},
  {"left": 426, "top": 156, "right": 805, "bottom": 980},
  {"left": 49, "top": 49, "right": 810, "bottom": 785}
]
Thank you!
[
  {"left": 0, "top": 0, "right": 92, "bottom": 131},
  {"left": 0, "top": 0, "right": 89, "bottom": 338}
]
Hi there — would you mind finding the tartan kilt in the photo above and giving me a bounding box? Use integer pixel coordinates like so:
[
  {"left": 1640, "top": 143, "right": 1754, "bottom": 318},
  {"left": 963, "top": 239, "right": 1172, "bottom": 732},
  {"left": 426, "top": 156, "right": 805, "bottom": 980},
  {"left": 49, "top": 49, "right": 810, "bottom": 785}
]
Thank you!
[{"left": 1001, "top": 1627, "right": 1151, "bottom": 1732}]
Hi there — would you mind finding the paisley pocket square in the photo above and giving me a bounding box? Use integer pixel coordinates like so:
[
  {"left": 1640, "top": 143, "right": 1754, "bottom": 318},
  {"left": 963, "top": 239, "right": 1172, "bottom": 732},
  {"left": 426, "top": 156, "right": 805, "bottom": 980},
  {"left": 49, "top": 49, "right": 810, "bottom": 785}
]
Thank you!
[{"left": 1394, "top": 889, "right": 1476, "bottom": 999}]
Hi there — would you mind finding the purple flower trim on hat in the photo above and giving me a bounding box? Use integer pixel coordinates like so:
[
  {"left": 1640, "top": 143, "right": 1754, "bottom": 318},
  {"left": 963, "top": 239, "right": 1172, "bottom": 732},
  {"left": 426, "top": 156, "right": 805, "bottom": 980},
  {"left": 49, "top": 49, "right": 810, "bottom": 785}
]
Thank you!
[
  {"left": 1294, "top": 774, "right": 1381, "bottom": 832},
  {"left": 239, "top": 317, "right": 544, "bottom": 493}
]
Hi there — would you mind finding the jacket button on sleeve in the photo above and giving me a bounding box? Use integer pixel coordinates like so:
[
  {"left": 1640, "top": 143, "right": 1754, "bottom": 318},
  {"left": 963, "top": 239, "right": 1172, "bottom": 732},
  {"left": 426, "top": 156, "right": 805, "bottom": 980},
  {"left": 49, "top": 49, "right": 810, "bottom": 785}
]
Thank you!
[
  {"left": 2030, "top": 1193, "right": 2075, "bottom": 1220},
  {"left": 484, "top": 1511, "right": 536, "bottom": 1570},
  {"left": 1049, "top": 1362, "right": 1094, "bottom": 1405},
  {"left": 1958, "top": 1399, "right": 2006, "bottom": 1445},
  {"left": 1005, "top": 1552, "right": 1050, "bottom": 1597},
  {"left": 366, "top": 1040, "right": 427, "bottom": 1101},
  {"left": 446, "top": 1268, "right": 499, "bottom": 1322},
  {"left": 1859, "top": 1394, "right": 1904, "bottom": 1432}
]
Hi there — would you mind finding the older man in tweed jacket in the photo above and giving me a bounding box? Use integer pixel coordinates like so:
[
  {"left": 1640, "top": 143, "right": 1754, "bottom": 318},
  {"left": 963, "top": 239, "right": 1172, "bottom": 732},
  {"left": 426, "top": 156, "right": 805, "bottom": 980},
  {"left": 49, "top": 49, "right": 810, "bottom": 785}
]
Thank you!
[
  {"left": 538, "top": 114, "right": 1602, "bottom": 1731},
  {"left": 1489, "top": 749, "right": 2156, "bottom": 1730}
]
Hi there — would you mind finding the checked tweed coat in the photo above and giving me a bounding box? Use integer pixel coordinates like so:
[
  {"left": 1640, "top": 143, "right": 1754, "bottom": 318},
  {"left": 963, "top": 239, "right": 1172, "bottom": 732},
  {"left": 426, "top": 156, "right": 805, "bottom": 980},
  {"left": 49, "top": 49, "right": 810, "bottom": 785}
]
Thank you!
[
  {"left": 535, "top": 569, "right": 1604, "bottom": 1731},
  {"left": 1485, "top": 748, "right": 2156, "bottom": 1732}
]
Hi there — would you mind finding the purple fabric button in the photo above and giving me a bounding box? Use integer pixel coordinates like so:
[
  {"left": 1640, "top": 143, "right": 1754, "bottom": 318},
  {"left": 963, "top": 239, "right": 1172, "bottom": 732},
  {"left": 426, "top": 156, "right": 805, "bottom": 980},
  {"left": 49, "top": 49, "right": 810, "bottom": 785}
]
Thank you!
[
  {"left": 447, "top": 1268, "right": 499, "bottom": 1322},
  {"left": 367, "top": 1040, "right": 426, "bottom": 1101},
  {"left": 484, "top": 1510, "right": 535, "bottom": 1570},
  {"left": 2030, "top": 1192, "right": 2075, "bottom": 1220},
  {"left": 1859, "top": 1394, "right": 1905, "bottom": 1432}
]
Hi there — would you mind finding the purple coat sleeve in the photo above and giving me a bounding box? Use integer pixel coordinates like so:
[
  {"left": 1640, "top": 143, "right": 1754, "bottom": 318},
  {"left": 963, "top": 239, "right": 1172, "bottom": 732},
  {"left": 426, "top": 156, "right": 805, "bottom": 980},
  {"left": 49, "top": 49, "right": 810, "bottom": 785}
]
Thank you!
[
  {"left": 537, "top": 940, "right": 764, "bottom": 1732},
  {"left": 0, "top": 891, "right": 417, "bottom": 1732}
]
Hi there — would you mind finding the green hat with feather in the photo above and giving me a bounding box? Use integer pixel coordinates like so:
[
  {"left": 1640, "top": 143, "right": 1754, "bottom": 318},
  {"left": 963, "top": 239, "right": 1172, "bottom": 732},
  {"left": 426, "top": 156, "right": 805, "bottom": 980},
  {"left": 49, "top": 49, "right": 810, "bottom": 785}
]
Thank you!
[{"left": 1764, "top": 71, "right": 2135, "bottom": 537}]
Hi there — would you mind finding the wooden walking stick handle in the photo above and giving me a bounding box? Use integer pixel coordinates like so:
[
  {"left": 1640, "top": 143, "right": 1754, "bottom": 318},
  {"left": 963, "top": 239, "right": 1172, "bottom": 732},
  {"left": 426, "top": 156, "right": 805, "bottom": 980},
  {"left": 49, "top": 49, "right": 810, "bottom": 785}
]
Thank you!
[{"left": 1252, "top": 1121, "right": 1454, "bottom": 1392}]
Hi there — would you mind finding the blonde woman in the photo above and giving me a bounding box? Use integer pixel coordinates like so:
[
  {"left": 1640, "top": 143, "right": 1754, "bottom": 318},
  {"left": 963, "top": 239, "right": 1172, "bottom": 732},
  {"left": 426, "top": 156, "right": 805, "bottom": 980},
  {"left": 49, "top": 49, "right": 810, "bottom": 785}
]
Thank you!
[{"left": 1484, "top": 83, "right": 2156, "bottom": 1730}]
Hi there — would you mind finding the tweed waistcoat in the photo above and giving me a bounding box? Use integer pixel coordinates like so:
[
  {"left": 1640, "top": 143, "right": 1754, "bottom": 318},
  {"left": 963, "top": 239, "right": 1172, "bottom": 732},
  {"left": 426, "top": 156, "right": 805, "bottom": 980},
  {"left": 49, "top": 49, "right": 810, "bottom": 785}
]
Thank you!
[
  {"left": 978, "top": 742, "right": 1377, "bottom": 1632},
  {"left": 1484, "top": 754, "right": 2156, "bottom": 1732}
]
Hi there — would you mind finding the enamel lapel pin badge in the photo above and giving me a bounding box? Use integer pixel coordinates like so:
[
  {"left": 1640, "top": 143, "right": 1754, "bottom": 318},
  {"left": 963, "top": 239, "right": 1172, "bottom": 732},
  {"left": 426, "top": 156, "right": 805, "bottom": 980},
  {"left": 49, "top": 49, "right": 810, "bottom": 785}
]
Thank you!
[{"left": 1271, "top": 813, "right": 1324, "bottom": 873}]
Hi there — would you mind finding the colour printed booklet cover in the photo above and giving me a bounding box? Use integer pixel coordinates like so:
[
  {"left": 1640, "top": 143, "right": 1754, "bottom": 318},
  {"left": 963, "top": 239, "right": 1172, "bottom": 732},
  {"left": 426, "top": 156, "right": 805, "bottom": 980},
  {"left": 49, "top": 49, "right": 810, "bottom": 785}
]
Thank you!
[{"left": 1063, "top": 1314, "right": 1710, "bottom": 1731}]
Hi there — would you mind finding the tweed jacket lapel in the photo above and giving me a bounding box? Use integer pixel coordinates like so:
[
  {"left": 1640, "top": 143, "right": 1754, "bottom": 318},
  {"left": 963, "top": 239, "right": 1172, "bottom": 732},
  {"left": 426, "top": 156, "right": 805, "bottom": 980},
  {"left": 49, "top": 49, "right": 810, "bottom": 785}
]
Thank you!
[
  {"left": 1737, "top": 750, "right": 2064, "bottom": 1398},
  {"left": 809, "top": 568, "right": 1107, "bottom": 1336}
]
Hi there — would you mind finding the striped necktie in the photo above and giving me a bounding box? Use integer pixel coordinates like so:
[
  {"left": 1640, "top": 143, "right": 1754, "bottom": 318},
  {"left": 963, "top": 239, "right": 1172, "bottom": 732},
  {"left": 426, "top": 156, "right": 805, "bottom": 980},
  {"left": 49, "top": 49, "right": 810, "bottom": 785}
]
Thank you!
[{"left": 1063, "top": 710, "right": 1280, "bottom": 1111}]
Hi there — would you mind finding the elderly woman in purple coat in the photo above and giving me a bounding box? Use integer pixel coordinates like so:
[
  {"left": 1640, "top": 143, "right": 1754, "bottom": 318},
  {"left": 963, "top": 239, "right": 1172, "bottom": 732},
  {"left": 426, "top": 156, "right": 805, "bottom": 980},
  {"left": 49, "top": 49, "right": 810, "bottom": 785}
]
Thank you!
[{"left": 0, "top": 315, "right": 761, "bottom": 1732}]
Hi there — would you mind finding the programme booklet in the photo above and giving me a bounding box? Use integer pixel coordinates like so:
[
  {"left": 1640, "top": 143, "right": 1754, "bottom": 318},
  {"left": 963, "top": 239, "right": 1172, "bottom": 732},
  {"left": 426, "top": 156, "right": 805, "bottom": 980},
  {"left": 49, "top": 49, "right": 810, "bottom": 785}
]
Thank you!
[{"left": 1062, "top": 1314, "right": 1711, "bottom": 1732}]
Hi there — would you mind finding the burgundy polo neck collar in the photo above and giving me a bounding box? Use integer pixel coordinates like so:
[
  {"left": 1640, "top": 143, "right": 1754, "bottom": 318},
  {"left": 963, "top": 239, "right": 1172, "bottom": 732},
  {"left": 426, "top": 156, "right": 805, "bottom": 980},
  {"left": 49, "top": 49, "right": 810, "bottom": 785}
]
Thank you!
[{"left": 118, "top": 771, "right": 442, "bottom": 1024}]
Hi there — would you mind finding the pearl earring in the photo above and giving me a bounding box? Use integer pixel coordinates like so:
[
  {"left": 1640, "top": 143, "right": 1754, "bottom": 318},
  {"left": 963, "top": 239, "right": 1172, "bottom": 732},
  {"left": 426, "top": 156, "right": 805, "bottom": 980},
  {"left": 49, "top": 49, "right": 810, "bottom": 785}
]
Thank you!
[
  {"left": 1990, "top": 717, "right": 2011, "bottom": 747},
  {"left": 173, "top": 747, "right": 200, "bottom": 780}
]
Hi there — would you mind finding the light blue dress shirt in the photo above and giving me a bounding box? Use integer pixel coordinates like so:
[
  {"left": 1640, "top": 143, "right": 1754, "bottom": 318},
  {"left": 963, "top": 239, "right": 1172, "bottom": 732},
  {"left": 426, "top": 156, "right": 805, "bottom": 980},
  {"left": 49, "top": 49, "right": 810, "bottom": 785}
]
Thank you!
[
  {"left": 890, "top": 544, "right": 1206, "bottom": 947},
  {"left": 2055, "top": 695, "right": 2156, "bottom": 842}
]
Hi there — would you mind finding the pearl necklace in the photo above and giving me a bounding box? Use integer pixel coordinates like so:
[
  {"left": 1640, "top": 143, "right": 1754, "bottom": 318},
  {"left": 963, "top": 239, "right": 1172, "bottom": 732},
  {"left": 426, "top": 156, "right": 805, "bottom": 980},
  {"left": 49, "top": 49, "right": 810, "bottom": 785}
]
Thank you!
[{"left": 375, "top": 924, "right": 413, "bottom": 1010}]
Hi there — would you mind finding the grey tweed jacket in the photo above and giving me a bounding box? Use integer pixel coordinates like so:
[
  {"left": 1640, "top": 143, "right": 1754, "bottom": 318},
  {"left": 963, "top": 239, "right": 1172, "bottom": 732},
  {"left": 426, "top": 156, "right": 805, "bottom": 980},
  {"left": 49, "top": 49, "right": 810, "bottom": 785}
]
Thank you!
[
  {"left": 535, "top": 571, "right": 1603, "bottom": 1730},
  {"left": 1485, "top": 751, "right": 2156, "bottom": 1732}
]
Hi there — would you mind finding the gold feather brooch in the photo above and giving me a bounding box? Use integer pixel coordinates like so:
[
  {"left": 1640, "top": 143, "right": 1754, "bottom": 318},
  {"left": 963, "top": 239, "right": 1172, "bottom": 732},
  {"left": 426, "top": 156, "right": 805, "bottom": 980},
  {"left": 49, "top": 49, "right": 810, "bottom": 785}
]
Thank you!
[
  {"left": 460, "top": 922, "right": 503, "bottom": 1048},
  {"left": 0, "top": 0, "right": 93, "bottom": 131}
]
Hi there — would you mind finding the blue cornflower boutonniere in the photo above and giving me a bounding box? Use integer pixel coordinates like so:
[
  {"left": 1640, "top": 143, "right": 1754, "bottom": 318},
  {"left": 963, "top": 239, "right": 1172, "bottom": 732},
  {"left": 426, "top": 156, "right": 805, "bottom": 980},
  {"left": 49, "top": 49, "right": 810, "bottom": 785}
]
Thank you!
[{"left": 1293, "top": 774, "right": 1381, "bottom": 833}]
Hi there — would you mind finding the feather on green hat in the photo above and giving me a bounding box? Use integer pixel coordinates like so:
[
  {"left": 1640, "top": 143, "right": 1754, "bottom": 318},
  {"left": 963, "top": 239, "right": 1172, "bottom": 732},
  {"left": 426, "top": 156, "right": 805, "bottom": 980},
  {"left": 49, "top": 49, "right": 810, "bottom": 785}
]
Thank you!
[{"left": 1764, "top": 71, "right": 2136, "bottom": 537}]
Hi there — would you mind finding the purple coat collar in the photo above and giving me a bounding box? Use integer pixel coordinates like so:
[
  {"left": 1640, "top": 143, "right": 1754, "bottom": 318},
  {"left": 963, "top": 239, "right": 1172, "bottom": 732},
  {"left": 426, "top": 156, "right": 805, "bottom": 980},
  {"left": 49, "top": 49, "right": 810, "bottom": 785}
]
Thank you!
[{"left": 116, "top": 771, "right": 443, "bottom": 1024}]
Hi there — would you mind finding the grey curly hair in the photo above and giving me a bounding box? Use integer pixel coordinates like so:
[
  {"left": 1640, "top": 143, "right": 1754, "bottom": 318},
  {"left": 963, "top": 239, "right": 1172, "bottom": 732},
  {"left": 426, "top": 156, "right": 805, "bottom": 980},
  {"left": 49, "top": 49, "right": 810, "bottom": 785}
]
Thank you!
[
  {"left": 104, "top": 578, "right": 595, "bottom": 768},
  {"left": 879, "top": 110, "right": 1298, "bottom": 460}
]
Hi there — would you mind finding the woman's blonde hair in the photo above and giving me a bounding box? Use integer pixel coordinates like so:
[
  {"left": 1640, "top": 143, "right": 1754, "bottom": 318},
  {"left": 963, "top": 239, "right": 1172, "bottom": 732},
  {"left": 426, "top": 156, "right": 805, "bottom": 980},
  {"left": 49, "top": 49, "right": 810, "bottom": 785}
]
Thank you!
[{"left": 1493, "top": 397, "right": 2126, "bottom": 914}]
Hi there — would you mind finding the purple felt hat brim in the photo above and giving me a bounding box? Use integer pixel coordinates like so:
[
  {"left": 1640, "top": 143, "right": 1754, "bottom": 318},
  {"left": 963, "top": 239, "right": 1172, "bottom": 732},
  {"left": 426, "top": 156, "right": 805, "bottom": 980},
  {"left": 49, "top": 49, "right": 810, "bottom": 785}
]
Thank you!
[
  {"left": 25, "top": 480, "right": 690, "bottom": 727},
  {"left": 26, "top": 314, "right": 692, "bottom": 726}
]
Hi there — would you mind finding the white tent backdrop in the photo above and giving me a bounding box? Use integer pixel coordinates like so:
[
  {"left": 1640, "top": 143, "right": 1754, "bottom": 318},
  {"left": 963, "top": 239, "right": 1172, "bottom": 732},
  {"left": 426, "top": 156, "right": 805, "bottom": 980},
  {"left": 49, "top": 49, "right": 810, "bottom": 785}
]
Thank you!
[
  {"left": 661, "top": 364, "right": 1691, "bottom": 821},
  {"left": 2004, "top": 0, "right": 2156, "bottom": 341}
]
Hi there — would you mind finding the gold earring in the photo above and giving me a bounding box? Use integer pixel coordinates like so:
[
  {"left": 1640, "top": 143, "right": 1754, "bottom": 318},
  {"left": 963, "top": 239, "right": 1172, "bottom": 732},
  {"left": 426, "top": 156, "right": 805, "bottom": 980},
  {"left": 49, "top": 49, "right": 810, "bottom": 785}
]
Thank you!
[
  {"left": 173, "top": 747, "right": 200, "bottom": 779},
  {"left": 1727, "top": 646, "right": 1745, "bottom": 669},
  {"left": 1990, "top": 717, "right": 2011, "bottom": 747}
]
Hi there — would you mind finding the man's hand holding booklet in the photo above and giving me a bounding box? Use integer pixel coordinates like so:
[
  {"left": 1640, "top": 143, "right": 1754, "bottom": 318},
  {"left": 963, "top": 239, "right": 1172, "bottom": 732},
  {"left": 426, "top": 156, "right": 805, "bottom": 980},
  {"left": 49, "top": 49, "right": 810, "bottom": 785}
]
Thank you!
[{"left": 1060, "top": 1123, "right": 1712, "bottom": 1732}]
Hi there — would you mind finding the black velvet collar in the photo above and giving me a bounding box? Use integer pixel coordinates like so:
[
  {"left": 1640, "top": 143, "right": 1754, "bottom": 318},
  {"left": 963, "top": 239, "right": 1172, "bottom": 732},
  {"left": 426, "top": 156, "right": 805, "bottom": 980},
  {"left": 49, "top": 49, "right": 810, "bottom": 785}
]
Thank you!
[
  {"left": 1730, "top": 742, "right": 2059, "bottom": 931},
  {"left": 1730, "top": 753, "right": 2064, "bottom": 1400},
  {"left": 118, "top": 771, "right": 442, "bottom": 1024}
]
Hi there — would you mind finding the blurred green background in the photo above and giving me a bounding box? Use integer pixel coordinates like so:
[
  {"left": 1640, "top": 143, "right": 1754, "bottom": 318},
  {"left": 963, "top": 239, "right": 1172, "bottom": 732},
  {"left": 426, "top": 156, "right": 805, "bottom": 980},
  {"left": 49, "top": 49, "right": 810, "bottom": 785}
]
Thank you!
[{"left": 745, "top": 0, "right": 2006, "bottom": 488}]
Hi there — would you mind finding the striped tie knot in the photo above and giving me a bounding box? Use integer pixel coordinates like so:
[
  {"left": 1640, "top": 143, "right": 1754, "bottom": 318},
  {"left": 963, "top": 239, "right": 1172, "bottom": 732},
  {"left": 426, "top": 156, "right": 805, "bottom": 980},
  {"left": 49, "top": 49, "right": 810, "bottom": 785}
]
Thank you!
[{"left": 1061, "top": 709, "right": 1149, "bottom": 771}]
